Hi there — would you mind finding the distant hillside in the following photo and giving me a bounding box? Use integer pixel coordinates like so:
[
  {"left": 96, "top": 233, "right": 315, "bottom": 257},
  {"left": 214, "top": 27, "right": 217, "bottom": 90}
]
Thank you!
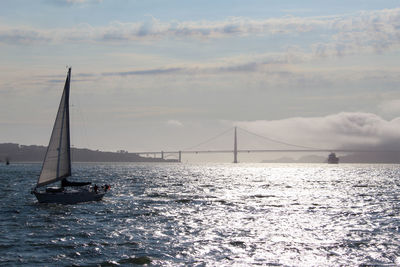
[{"left": 0, "top": 143, "right": 177, "bottom": 163}]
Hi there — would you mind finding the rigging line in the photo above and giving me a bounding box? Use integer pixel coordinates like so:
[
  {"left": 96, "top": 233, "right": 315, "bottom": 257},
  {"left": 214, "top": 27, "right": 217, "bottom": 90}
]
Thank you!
[
  {"left": 184, "top": 127, "right": 234, "bottom": 151},
  {"left": 70, "top": 88, "right": 90, "bottom": 157},
  {"left": 237, "top": 127, "right": 323, "bottom": 150}
]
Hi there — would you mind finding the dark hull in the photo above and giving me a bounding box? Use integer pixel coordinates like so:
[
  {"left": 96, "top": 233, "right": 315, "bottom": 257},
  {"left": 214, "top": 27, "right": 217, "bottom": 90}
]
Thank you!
[
  {"left": 328, "top": 159, "right": 339, "bottom": 164},
  {"left": 34, "top": 190, "right": 105, "bottom": 204},
  {"left": 327, "top": 153, "right": 339, "bottom": 164}
]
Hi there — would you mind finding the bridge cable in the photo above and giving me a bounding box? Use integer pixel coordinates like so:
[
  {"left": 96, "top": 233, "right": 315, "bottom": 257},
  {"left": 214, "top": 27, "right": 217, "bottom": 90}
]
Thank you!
[
  {"left": 184, "top": 127, "right": 234, "bottom": 151},
  {"left": 237, "top": 127, "right": 323, "bottom": 150}
]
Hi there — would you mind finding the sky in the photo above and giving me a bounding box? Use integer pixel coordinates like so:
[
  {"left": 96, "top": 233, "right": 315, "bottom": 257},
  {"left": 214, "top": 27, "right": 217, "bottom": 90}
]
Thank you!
[{"left": 1, "top": 0, "right": 400, "bottom": 162}]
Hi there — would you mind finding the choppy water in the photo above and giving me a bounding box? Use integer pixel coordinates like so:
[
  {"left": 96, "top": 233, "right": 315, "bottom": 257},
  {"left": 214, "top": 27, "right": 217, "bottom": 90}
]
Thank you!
[{"left": 1, "top": 163, "right": 400, "bottom": 266}]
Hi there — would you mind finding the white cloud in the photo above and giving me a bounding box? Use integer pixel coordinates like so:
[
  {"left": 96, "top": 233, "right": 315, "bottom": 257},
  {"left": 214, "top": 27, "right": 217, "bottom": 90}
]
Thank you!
[
  {"left": 234, "top": 112, "right": 400, "bottom": 151},
  {"left": 166, "top": 120, "right": 184, "bottom": 127},
  {"left": 312, "top": 8, "right": 400, "bottom": 57},
  {"left": 1, "top": 7, "right": 400, "bottom": 58},
  {"left": 66, "top": 0, "right": 86, "bottom": 3},
  {"left": 53, "top": 0, "right": 102, "bottom": 5}
]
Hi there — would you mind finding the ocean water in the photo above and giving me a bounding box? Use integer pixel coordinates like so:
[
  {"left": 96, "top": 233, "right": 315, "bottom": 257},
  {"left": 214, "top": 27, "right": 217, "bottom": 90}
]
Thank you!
[{"left": 0, "top": 162, "right": 400, "bottom": 266}]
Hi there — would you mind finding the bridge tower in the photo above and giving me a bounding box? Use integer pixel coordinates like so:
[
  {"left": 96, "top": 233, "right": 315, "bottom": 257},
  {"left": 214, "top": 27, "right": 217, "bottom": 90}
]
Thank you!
[{"left": 233, "top": 126, "right": 238, "bottom": 163}]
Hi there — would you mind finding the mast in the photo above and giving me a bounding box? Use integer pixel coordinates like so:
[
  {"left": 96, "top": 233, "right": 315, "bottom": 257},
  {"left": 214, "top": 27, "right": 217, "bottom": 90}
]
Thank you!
[{"left": 65, "top": 68, "right": 72, "bottom": 177}]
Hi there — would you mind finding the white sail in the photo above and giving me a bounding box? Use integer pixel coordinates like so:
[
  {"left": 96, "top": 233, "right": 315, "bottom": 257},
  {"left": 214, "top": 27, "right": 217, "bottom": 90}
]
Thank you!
[{"left": 37, "top": 68, "right": 72, "bottom": 188}]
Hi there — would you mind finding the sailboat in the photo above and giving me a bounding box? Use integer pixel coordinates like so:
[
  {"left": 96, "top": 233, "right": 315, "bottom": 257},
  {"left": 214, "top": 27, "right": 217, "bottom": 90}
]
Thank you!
[{"left": 32, "top": 68, "right": 109, "bottom": 204}]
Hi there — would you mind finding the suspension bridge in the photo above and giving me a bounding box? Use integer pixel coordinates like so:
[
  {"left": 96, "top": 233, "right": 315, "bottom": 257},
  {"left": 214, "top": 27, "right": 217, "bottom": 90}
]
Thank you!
[{"left": 132, "top": 127, "right": 383, "bottom": 163}]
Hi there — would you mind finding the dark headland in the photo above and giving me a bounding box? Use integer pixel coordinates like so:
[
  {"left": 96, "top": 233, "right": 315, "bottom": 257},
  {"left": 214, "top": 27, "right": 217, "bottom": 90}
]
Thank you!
[{"left": 0, "top": 143, "right": 177, "bottom": 163}]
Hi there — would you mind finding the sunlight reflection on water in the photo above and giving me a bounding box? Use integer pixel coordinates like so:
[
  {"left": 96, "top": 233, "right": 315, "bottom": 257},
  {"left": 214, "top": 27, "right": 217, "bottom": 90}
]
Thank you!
[{"left": 0, "top": 163, "right": 400, "bottom": 266}]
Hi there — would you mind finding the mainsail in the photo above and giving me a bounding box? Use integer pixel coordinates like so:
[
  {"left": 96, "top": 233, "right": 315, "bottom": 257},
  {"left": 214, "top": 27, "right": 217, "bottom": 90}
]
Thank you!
[{"left": 36, "top": 68, "right": 72, "bottom": 188}]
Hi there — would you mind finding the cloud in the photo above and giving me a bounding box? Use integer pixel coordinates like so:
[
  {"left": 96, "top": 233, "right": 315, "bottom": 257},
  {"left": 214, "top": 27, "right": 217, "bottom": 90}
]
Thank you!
[
  {"left": 166, "top": 120, "right": 184, "bottom": 127},
  {"left": 2, "top": 7, "right": 400, "bottom": 58},
  {"left": 0, "top": 29, "right": 50, "bottom": 45},
  {"left": 30, "top": 54, "right": 399, "bottom": 95},
  {"left": 102, "top": 67, "right": 183, "bottom": 77},
  {"left": 47, "top": 0, "right": 102, "bottom": 6},
  {"left": 312, "top": 8, "right": 400, "bottom": 57},
  {"left": 234, "top": 112, "right": 400, "bottom": 151},
  {"left": 66, "top": 0, "right": 86, "bottom": 3},
  {"left": 9, "top": 15, "right": 327, "bottom": 43}
]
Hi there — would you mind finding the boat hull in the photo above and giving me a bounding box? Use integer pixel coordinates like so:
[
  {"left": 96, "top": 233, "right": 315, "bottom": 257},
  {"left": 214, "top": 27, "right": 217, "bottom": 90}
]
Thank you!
[{"left": 34, "top": 190, "right": 105, "bottom": 204}]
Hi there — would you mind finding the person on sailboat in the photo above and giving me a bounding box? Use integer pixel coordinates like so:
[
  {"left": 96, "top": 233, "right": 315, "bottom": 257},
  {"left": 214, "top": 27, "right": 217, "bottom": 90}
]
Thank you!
[
  {"left": 93, "top": 184, "right": 98, "bottom": 194},
  {"left": 102, "top": 184, "right": 111, "bottom": 192}
]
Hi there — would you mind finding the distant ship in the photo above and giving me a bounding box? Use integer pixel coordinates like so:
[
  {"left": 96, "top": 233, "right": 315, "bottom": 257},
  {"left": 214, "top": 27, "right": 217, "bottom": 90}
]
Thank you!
[{"left": 327, "top": 152, "right": 339, "bottom": 164}]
